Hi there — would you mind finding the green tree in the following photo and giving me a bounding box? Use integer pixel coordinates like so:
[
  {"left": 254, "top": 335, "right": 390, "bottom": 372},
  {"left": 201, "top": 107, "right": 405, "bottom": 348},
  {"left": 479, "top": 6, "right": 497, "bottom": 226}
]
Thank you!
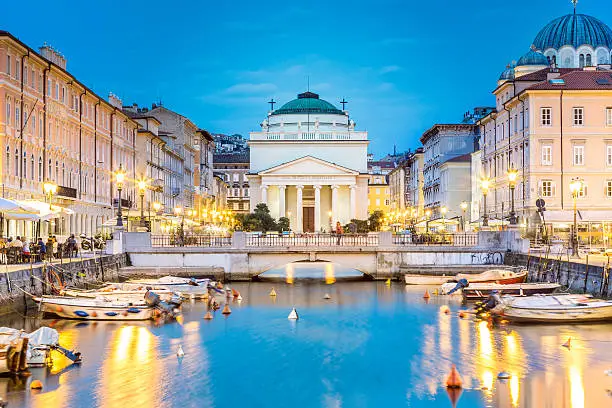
[
  {"left": 278, "top": 217, "right": 290, "bottom": 232},
  {"left": 234, "top": 203, "right": 279, "bottom": 232},
  {"left": 368, "top": 211, "right": 384, "bottom": 231}
]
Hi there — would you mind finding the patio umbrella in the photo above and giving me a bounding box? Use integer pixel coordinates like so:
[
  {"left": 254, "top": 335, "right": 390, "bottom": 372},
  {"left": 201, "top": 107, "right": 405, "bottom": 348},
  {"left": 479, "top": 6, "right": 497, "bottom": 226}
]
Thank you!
[{"left": 0, "top": 197, "right": 38, "bottom": 213}]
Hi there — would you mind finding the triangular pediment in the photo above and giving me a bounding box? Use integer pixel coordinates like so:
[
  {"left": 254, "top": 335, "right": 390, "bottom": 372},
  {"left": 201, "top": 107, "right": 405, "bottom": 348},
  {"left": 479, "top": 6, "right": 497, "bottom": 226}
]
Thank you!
[{"left": 259, "top": 156, "right": 359, "bottom": 175}]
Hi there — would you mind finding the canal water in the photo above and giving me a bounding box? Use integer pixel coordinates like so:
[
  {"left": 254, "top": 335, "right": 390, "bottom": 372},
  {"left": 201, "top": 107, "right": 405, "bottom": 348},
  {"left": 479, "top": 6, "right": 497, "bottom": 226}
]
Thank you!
[{"left": 2, "top": 270, "right": 612, "bottom": 407}]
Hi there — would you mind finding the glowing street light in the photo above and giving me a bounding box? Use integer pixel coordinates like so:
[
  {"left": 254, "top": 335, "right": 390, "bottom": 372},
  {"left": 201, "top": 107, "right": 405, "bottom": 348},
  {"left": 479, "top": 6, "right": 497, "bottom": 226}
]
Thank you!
[
  {"left": 115, "top": 165, "right": 126, "bottom": 228},
  {"left": 569, "top": 178, "right": 584, "bottom": 257},
  {"left": 460, "top": 201, "right": 469, "bottom": 232},
  {"left": 481, "top": 178, "right": 490, "bottom": 227},
  {"left": 137, "top": 178, "right": 148, "bottom": 229},
  {"left": 507, "top": 168, "right": 519, "bottom": 225}
]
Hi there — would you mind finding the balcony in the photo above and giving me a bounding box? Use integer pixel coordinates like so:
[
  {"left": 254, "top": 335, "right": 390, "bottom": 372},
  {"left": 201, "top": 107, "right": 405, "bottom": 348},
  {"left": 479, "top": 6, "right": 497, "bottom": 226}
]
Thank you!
[
  {"left": 56, "top": 186, "right": 77, "bottom": 199},
  {"left": 250, "top": 131, "right": 368, "bottom": 141}
]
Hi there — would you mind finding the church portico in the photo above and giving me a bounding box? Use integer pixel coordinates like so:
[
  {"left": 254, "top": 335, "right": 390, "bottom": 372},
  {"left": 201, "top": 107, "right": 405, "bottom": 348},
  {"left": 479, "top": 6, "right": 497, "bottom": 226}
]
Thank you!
[{"left": 248, "top": 91, "right": 369, "bottom": 232}]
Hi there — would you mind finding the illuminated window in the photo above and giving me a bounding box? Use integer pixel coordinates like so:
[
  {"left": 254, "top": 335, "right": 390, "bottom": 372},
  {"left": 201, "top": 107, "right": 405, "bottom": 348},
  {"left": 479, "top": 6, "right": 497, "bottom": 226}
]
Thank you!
[{"left": 540, "top": 180, "right": 554, "bottom": 197}]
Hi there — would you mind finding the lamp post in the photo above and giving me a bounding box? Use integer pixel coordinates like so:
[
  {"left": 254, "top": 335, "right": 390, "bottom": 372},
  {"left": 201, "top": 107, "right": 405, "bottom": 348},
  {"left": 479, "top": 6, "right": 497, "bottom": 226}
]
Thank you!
[
  {"left": 569, "top": 178, "right": 584, "bottom": 257},
  {"left": 441, "top": 206, "right": 447, "bottom": 231},
  {"left": 152, "top": 202, "right": 161, "bottom": 234},
  {"left": 481, "top": 179, "right": 490, "bottom": 227},
  {"left": 115, "top": 165, "right": 126, "bottom": 228},
  {"left": 425, "top": 209, "right": 432, "bottom": 233},
  {"left": 43, "top": 180, "right": 58, "bottom": 236},
  {"left": 137, "top": 179, "right": 148, "bottom": 229},
  {"left": 460, "top": 201, "right": 468, "bottom": 232},
  {"left": 507, "top": 168, "right": 518, "bottom": 225}
]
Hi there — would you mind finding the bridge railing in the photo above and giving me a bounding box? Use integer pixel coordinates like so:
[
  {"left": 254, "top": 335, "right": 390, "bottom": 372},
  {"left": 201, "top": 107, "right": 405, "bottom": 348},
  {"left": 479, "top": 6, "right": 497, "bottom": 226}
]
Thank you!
[
  {"left": 151, "top": 234, "right": 232, "bottom": 247},
  {"left": 246, "top": 233, "right": 379, "bottom": 247},
  {"left": 392, "top": 233, "right": 479, "bottom": 246}
]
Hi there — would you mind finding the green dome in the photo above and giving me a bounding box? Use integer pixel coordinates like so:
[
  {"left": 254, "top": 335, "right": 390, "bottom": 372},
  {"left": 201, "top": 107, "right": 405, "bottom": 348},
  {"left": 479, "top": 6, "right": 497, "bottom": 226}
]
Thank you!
[{"left": 272, "top": 92, "right": 344, "bottom": 116}]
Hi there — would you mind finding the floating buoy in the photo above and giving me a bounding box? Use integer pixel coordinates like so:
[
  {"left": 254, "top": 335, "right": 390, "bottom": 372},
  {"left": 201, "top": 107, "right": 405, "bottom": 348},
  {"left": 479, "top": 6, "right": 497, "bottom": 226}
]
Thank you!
[
  {"left": 30, "top": 380, "right": 43, "bottom": 390},
  {"left": 385, "top": 279, "right": 391, "bottom": 285},
  {"left": 177, "top": 345, "right": 185, "bottom": 357},
  {"left": 222, "top": 304, "right": 232, "bottom": 315},
  {"left": 562, "top": 337, "right": 572, "bottom": 349},
  {"left": 446, "top": 364, "right": 462, "bottom": 388},
  {"left": 423, "top": 290, "right": 431, "bottom": 299},
  {"left": 440, "top": 305, "right": 451, "bottom": 314},
  {"left": 288, "top": 308, "right": 299, "bottom": 320},
  {"left": 269, "top": 288, "right": 277, "bottom": 297},
  {"left": 323, "top": 293, "right": 331, "bottom": 300},
  {"left": 497, "top": 371, "right": 511, "bottom": 380},
  {"left": 458, "top": 310, "right": 467, "bottom": 319},
  {"left": 433, "top": 289, "right": 439, "bottom": 296},
  {"left": 203, "top": 311, "right": 213, "bottom": 320},
  {"left": 232, "top": 289, "right": 240, "bottom": 298}
]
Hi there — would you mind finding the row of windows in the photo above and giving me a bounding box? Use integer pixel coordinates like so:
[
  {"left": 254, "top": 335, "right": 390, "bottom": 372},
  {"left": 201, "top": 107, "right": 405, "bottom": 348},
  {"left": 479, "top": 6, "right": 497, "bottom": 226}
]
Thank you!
[
  {"left": 230, "top": 188, "right": 249, "bottom": 197},
  {"left": 541, "top": 144, "right": 612, "bottom": 166},
  {"left": 540, "top": 107, "right": 612, "bottom": 126},
  {"left": 539, "top": 180, "right": 612, "bottom": 198}
]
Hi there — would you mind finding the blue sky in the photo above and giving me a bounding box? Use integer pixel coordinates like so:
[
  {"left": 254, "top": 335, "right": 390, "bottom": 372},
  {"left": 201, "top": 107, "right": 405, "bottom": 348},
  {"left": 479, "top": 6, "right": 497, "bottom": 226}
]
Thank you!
[{"left": 2, "top": 0, "right": 610, "bottom": 156}]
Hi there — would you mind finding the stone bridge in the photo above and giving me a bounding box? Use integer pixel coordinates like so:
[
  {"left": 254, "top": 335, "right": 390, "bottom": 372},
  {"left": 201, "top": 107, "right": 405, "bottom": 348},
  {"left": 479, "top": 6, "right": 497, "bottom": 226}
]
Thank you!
[{"left": 116, "top": 231, "right": 528, "bottom": 280}]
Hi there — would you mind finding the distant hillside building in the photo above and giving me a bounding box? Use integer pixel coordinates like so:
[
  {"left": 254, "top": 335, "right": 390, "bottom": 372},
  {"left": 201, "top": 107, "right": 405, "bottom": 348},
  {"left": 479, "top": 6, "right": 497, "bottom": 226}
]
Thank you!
[{"left": 213, "top": 152, "right": 250, "bottom": 213}]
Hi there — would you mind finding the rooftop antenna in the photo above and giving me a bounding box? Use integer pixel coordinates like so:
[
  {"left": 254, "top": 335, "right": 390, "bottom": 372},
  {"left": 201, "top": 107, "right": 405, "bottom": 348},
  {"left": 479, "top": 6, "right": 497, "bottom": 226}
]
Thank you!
[{"left": 572, "top": 0, "right": 577, "bottom": 14}]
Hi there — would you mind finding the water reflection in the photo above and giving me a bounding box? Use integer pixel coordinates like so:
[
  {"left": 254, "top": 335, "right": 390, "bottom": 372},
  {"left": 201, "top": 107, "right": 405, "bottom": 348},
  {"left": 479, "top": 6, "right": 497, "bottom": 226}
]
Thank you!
[
  {"left": 2, "top": 282, "right": 612, "bottom": 407},
  {"left": 258, "top": 261, "right": 363, "bottom": 282}
]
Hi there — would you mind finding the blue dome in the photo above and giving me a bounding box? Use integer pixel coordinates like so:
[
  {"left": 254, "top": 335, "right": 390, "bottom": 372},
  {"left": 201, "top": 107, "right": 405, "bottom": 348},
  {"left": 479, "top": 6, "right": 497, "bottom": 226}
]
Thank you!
[
  {"left": 499, "top": 64, "right": 515, "bottom": 80},
  {"left": 517, "top": 49, "right": 549, "bottom": 66},
  {"left": 533, "top": 13, "right": 612, "bottom": 50}
]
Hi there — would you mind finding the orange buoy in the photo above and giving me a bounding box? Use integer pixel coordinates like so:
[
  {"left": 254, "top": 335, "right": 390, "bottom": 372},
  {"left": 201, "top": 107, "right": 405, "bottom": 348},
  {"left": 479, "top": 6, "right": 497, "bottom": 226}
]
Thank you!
[
  {"left": 30, "top": 380, "right": 43, "bottom": 390},
  {"left": 232, "top": 289, "right": 240, "bottom": 298},
  {"left": 91, "top": 311, "right": 98, "bottom": 318},
  {"left": 122, "top": 311, "right": 128, "bottom": 316},
  {"left": 446, "top": 364, "right": 462, "bottom": 388},
  {"left": 270, "top": 288, "right": 277, "bottom": 297},
  {"left": 440, "top": 305, "right": 451, "bottom": 314},
  {"left": 458, "top": 310, "right": 467, "bottom": 318},
  {"left": 222, "top": 304, "right": 232, "bottom": 315},
  {"left": 203, "top": 311, "right": 213, "bottom": 320},
  {"left": 423, "top": 290, "right": 431, "bottom": 299},
  {"left": 562, "top": 337, "right": 572, "bottom": 349}
]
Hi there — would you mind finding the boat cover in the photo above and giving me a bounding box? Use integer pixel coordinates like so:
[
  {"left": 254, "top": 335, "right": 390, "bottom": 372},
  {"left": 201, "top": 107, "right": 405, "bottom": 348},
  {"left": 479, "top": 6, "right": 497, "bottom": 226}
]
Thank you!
[{"left": 25, "top": 327, "right": 59, "bottom": 347}]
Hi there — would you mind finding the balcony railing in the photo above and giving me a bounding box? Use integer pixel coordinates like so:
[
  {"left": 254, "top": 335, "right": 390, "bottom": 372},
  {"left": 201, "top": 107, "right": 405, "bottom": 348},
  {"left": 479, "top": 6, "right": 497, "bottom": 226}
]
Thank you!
[
  {"left": 151, "top": 234, "right": 232, "bottom": 247},
  {"left": 250, "top": 131, "right": 368, "bottom": 141},
  {"left": 393, "top": 233, "right": 478, "bottom": 246},
  {"left": 246, "top": 233, "right": 379, "bottom": 247}
]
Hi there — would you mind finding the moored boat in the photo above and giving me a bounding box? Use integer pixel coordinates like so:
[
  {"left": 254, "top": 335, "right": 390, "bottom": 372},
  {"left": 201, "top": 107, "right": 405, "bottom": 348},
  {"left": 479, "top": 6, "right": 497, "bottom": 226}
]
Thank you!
[
  {"left": 456, "top": 282, "right": 561, "bottom": 300},
  {"left": 499, "top": 294, "right": 612, "bottom": 323},
  {"left": 122, "top": 276, "right": 217, "bottom": 299},
  {"left": 405, "top": 268, "right": 527, "bottom": 286}
]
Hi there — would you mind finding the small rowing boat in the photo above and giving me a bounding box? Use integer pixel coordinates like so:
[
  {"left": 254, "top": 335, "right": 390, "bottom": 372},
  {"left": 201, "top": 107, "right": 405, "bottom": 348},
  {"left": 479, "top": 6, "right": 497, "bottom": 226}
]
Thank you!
[
  {"left": 499, "top": 294, "right": 612, "bottom": 323},
  {"left": 447, "top": 282, "right": 562, "bottom": 300},
  {"left": 405, "top": 268, "right": 527, "bottom": 285}
]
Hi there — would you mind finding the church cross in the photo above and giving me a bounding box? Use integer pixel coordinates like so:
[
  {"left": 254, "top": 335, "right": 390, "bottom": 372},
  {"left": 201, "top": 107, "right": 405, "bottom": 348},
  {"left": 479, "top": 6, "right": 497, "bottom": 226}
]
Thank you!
[
  {"left": 268, "top": 98, "right": 276, "bottom": 111},
  {"left": 340, "top": 98, "right": 348, "bottom": 110}
]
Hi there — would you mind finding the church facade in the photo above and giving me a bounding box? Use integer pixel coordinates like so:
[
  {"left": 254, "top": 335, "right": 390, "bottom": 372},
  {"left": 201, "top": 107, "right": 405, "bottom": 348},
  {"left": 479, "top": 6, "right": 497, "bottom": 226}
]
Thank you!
[{"left": 248, "top": 92, "right": 369, "bottom": 232}]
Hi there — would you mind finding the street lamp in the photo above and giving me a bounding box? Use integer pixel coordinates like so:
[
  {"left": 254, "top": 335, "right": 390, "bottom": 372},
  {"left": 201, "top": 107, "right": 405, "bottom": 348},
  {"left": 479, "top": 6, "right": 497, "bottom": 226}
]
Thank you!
[
  {"left": 441, "top": 206, "right": 447, "bottom": 229},
  {"left": 460, "top": 201, "right": 468, "bottom": 232},
  {"left": 507, "top": 168, "right": 518, "bottom": 225},
  {"left": 425, "top": 209, "right": 432, "bottom": 233},
  {"left": 115, "top": 165, "right": 126, "bottom": 228},
  {"left": 569, "top": 178, "right": 584, "bottom": 257},
  {"left": 43, "top": 180, "right": 58, "bottom": 237},
  {"left": 137, "top": 178, "right": 148, "bottom": 229},
  {"left": 481, "top": 178, "right": 490, "bottom": 227}
]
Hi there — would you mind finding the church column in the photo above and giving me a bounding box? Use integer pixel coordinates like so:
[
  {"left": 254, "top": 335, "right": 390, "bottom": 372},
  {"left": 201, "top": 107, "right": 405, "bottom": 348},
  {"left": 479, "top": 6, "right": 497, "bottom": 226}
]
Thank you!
[
  {"left": 260, "top": 185, "right": 268, "bottom": 207},
  {"left": 314, "top": 185, "right": 321, "bottom": 233},
  {"left": 278, "top": 185, "right": 286, "bottom": 218},
  {"left": 349, "top": 184, "right": 357, "bottom": 220},
  {"left": 331, "top": 185, "right": 339, "bottom": 223},
  {"left": 296, "top": 185, "right": 303, "bottom": 233}
]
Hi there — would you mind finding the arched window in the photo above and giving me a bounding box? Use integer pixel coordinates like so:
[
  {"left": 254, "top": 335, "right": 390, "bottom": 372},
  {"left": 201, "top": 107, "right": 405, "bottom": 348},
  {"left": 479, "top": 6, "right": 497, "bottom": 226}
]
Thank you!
[
  {"left": 552, "top": 55, "right": 557, "bottom": 65},
  {"left": 38, "top": 157, "right": 42, "bottom": 181},
  {"left": 30, "top": 155, "right": 34, "bottom": 180},
  {"left": 5, "top": 146, "right": 10, "bottom": 173},
  {"left": 48, "top": 159, "right": 52, "bottom": 181},
  {"left": 5, "top": 97, "right": 11, "bottom": 126},
  {"left": 55, "top": 161, "right": 59, "bottom": 181},
  {"left": 23, "top": 152, "right": 27, "bottom": 179},
  {"left": 564, "top": 57, "right": 571, "bottom": 67},
  {"left": 62, "top": 163, "right": 65, "bottom": 185},
  {"left": 586, "top": 54, "right": 592, "bottom": 66},
  {"left": 579, "top": 54, "right": 585, "bottom": 68},
  {"left": 14, "top": 149, "right": 19, "bottom": 174}
]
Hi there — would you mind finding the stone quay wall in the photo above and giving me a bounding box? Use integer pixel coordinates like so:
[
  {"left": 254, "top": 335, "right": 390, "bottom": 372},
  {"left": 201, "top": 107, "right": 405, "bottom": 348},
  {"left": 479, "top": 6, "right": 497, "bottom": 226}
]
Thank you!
[
  {"left": 0, "top": 254, "right": 127, "bottom": 315},
  {"left": 505, "top": 252, "right": 612, "bottom": 298}
]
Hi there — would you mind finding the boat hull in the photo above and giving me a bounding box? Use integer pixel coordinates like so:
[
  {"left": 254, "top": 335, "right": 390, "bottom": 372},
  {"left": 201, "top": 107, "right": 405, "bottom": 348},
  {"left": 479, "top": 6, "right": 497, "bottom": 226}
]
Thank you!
[
  {"left": 501, "top": 295, "right": 612, "bottom": 323},
  {"left": 404, "top": 275, "right": 455, "bottom": 285},
  {"left": 462, "top": 283, "right": 561, "bottom": 301},
  {"left": 405, "top": 269, "right": 527, "bottom": 286},
  {"left": 37, "top": 298, "right": 155, "bottom": 321}
]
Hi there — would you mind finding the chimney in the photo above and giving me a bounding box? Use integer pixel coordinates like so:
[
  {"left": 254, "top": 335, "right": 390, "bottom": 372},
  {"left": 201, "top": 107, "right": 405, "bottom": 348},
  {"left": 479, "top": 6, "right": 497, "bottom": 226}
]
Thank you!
[
  {"left": 39, "top": 43, "right": 67, "bottom": 69},
  {"left": 108, "top": 92, "right": 123, "bottom": 109},
  {"left": 546, "top": 71, "right": 561, "bottom": 81}
]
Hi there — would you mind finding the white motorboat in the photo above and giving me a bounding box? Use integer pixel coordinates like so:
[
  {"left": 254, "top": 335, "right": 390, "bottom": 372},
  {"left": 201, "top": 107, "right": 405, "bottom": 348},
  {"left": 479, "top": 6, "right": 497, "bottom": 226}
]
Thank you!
[
  {"left": 62, "top": 286, "right": 176, "bottom": 302},
  {"left": 123, "top": 276, "right": 217, "bottom": 299},
  {"left": 405, "top": 268, "right": 527, "bottom": 286},
  {"left": 499, "top": 294, "right": 612, "bottom": 323},
  {"left": 440, "top": 282, "right": 561, "bottom": 299}
]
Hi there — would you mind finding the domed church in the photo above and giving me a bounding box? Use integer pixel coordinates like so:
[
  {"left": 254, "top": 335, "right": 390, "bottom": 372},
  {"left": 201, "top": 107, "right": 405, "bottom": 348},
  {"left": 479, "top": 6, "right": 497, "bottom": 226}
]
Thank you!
[
  {"left": 499, "top": 1, "right": 612, "bottom": 81},
  {"left": 248, "top": 91, "right": 369, "bottom": 232}
]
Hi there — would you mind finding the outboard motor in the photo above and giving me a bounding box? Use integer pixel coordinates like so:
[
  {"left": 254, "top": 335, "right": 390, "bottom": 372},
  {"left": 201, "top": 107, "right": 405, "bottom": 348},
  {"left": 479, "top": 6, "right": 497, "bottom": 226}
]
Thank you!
[
  {"left": 447, "top": 278, "right": 469, "bottom": 295},
  {"left": 144, "top": 291, "right": 161, "bottom": 307},
  {"left": 474, "top": 290, "right": 502, "bottom": 315},
  {"left": 188, "top": 278, "right": 199, "bottom": 287}
]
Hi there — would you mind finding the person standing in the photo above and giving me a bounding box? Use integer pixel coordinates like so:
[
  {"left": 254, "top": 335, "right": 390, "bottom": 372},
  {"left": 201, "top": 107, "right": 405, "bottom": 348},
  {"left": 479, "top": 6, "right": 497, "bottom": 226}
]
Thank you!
[
  {"left": 335, "top": 221, "right": 343, "bottom": 245},
  {"left": 38, "top": 238, "right": 47, "bottom": 261}
]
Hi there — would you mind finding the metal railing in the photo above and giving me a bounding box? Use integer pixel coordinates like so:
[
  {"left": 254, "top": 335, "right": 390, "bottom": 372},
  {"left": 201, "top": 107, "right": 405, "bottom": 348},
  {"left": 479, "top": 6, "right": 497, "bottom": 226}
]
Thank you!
[
  {"left": 151, "top": 234, "right": 231, "bottom": 247},
  {"left": 393, "top": 233, "right": 478, "bottom": 246},
  {"left": 246, "top": 233, "right": 379, "bottom": 247}
]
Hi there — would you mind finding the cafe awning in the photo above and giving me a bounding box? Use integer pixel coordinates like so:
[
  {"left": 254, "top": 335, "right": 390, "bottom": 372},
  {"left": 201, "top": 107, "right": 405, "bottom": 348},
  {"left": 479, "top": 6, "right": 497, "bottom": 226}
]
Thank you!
[{"left": 543, "top": 210, "right": 612, "bottom": 223}]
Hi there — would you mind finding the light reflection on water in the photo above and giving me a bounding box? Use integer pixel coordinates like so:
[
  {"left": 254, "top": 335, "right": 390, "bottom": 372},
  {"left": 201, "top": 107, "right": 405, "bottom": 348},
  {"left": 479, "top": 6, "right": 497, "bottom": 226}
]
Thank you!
[{"left": 1, "top": 282, "right": 611, "bottom": 407}]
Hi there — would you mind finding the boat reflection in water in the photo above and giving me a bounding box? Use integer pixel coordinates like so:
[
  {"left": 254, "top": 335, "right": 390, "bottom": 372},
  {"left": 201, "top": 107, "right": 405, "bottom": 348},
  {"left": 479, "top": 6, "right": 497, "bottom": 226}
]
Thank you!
[
  {"left": 257, "top": 261, "right": 365, "bottom": 284},
  {"left": 2, "top": 281, "right": 612, "bottom": 407}
]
